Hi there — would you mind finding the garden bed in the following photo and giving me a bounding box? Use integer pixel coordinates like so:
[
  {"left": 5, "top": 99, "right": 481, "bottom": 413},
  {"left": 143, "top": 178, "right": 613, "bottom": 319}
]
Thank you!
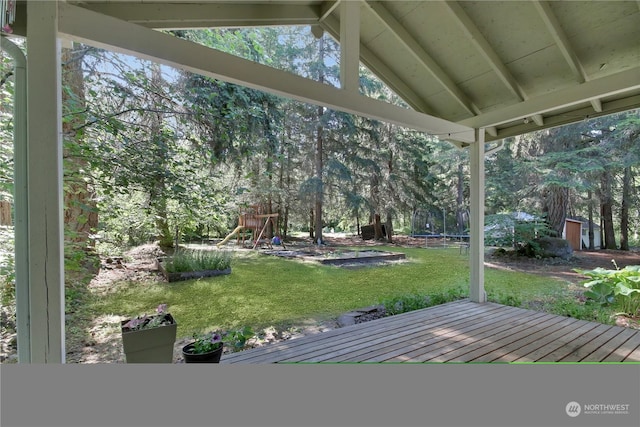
[
  {"left": 156, "top": 257, "right": 231, "bottom": 282},
  {"left": 261, "top": 248, "right": 406, "bottom": 267}
]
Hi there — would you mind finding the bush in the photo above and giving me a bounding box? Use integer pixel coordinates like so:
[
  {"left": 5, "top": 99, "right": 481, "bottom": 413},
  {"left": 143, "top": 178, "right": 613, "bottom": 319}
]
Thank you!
[
  {"left": 163, "top": 249, "right": 233, "bottom": 273},
  {"left": 575, "top": 263, "right": 640, "bottom": 317},
  {"left": 484, "top": 213, "right": 554, "bottom": 253}
]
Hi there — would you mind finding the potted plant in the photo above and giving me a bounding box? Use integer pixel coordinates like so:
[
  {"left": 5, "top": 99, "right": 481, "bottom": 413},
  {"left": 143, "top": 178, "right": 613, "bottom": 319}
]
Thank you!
[
  {"left": 181, "top": 331, "right": 225, "bottom": 363},
  {"left": 182, "top": 326, "right": 255, "bottom": 363},
  {"left": 121, "top": 303, "right": 177, "bottom": 363}
]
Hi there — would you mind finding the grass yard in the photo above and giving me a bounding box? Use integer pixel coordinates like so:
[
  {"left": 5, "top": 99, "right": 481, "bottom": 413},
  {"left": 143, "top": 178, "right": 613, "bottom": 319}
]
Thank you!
[{"left": 90, "top": 246, "right": 569, "bottom": 339}]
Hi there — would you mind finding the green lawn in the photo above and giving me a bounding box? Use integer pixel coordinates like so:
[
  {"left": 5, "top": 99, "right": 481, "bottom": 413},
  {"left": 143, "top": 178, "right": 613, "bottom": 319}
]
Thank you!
[{"left": 90, "top": 246, "right": 570, "bottom": 338}]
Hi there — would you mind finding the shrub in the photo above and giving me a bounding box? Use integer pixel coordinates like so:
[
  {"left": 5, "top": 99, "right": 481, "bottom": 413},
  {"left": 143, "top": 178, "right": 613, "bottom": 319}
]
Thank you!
[{"left": 163, "top": 249, "right": 233, "bottom": 273}]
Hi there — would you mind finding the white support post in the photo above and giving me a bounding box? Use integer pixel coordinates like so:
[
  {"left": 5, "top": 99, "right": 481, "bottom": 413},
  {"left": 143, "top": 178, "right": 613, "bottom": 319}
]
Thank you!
[
  {"left": 469, "top": 129, "right": 486, "bottom": 303},
  {"left": 26, "top": 1, "right": 65, "bottom": 363},
  {"left": 340, "top": 0, "right": 360, "bottom": 92},
  {"left": 1, "top": 36, "right": 29, "bottom": 363}
]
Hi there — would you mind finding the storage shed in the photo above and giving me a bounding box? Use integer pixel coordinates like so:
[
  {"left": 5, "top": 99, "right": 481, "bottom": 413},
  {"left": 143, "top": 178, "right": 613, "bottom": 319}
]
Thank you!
[{"left": 563, "top": 217, "right": 601, "bottom": 251}]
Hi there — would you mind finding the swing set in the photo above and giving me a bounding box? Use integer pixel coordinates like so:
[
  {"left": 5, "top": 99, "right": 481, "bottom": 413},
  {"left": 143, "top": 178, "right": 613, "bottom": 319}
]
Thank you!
[{"left": 217, "top": 205, "right": 285, "bottom": 249}]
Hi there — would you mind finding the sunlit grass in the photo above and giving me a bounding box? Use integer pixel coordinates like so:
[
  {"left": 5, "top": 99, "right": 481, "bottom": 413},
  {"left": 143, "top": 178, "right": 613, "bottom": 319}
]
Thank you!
[{"left": 90, "top": 246, "right": 569, "bottom": 338}]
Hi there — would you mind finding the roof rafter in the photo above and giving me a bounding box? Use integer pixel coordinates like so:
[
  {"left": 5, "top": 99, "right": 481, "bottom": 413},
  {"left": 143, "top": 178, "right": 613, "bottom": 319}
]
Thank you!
[
  {"left": 484, "top": 94, "right": 640, "bottom": 142},
  {"left": 459, "top": 67, "right": 640, "bottom": 130},
  {"left": 76, "top": 1, "right": 322, "bottom": 28},
  {"left": 532, "top": 0, "right": 602, "bottom": 115},
  {"left": 443, "top": 0, "right": 527, "bottom": 102},
  {"left": 364, "top": 0, "right": 478, "bottom": 116},
  {"left": 58, "top": 2, "right": 475, "bottom": 143},
  {"left": 319, "top": 0, "right": 340, "bottom": 22},
  {"left": 321, "top": 14, "right": 437, "bottom": 115}
]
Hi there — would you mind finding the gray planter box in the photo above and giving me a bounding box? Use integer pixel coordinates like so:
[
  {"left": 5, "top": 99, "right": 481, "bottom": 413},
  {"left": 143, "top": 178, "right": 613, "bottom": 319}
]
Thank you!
[{"left": 121, "top": 314, "right": 177, "bottom": 363}]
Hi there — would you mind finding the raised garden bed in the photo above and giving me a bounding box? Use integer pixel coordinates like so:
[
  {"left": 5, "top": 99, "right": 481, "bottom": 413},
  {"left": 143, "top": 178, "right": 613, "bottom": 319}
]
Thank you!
[
  {"left": 261, "top": 248, "right": 406, "bottom": 267},
  {"left": 156, "top": 257, "right": 231, "bottom": 282}
]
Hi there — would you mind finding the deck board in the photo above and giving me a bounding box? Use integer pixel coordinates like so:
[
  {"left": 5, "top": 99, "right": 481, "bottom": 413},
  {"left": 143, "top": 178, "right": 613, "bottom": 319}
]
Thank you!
[
  {"left": 601, "top": 332, "right": 640, "bottom": 362},
  {"left": 478, "top": 315, "right": 581, "bottom": 362},
  {"left": 222, "top": 300, "right": 640, "bottom": 364}
]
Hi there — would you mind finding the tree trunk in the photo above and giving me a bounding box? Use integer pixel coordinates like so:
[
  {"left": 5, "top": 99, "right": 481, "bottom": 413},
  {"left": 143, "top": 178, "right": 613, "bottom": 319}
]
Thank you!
[
  {"left": 309, "top": 207, "right": 314, "bottom": 239},
  {"left": 282, "top": 130, "right": 292, "bottom": 239},
  {"left": 313, "top": 36, "right": 325, "bottom": 244},
  {"left": 148, "top": 63, "right": 172, "bottom": 248},
  {"left": 385, "top": 212, "right": 394, "bottom": 243},
  {"left": 600, "top": 170, "right": 617, "bottom": 249},
  {"left": 542, "top": 185, "right": 568, "bottom": 237},
  {"left": 587, "top": 190, "right": 595, "bottom": 250},
  {"left": 370, "top": 172, "right": 380, "bottom": 236},
  {"left": 373, "top": 214, "right": 384, "bottom": 240},
  {"left": 455, "top": 158, "right": 465, "bottom": 234},
  {"left": 282, "top": 205, "right": 289, "bottom": 239},
  {"left": 62, "top": 45, "right": 98, "bottom": 249},
  {"left": 314, "top": 117, "right": 323, "bottom": 243},
  {"left": 620, "top": 166, "right": 631, "bottom": 250}
]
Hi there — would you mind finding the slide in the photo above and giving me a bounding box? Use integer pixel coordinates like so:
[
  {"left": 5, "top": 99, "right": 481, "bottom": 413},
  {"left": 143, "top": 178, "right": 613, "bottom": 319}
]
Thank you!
[{"left": 216, "top": 225, "right": 244, "bottom": 247}]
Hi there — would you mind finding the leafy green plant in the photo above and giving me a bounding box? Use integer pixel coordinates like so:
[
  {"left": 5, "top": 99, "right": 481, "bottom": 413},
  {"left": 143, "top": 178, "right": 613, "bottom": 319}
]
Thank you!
[
  {"left": 582, "top": 282, "right": 615, "bottom": 306},
  {"left": 223, "top": 326, "right": 255, "bottom": 352},
  {"left": 379, "top": 286, "right": 468, "bottom": 316},
  {"left": 487, "top": 290, "right": 522, "bottom": 307},
  {"left": 0, "top": 226, "right": 16, "bottom": 307},
  {"left": 575, "top": 263, "right": 640, "bottom": 316},
  {"left": 187, "top": 331, "right": 223, "bottom": 354},
  {"left": 163, "top": 249, "right": 232, "bottom": 273},
  {"left": 186, "top": 326, "right": 255, "bottom": 355},
  {"left": 547, "top": 298, "right": 613, "bottom": 324}
]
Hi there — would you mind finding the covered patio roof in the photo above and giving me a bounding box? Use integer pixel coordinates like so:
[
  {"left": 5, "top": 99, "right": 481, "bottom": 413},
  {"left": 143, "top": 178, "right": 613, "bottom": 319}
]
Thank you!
[
  {"left": 3, "top": 1, "right": 640, "bottom": 362},
  {"left": 41, "top": 0, "right": 640, "bottom": 141}
]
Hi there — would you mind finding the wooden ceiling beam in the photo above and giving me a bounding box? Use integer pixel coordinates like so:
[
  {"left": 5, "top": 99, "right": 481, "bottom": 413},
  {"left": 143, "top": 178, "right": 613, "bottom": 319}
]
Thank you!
[
  {"left": 322, "top": 14, "right": 437, "bottom": 115},
  {"left": 365, "top": 0, "right": 478, "bottom": 116},
  {"left": 59, "top": 3, "right": 475, "bottom": 143},
  {"left": 459, "top": 69, "right": 640, "bottom": 129},
  {"left": 443, "top": 1, "right": 527, "bottom": 102},
  {"left": 532, "top": 0, "right": 602, "bottom": 113},
  {"left": 76, "top": 1, "right": 322, "bottom": 28}
]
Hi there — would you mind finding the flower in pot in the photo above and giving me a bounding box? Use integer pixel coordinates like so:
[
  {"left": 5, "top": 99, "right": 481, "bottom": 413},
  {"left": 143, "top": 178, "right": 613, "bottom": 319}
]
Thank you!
[
  {"left": 182, "top": 331, "right": 224, "bottom": 363},
  {"left": 121, "top": 303, "right": 177, "bottom": 363},
  {"left": 182, "top": 326, "right": 255, "bottom": 363}
]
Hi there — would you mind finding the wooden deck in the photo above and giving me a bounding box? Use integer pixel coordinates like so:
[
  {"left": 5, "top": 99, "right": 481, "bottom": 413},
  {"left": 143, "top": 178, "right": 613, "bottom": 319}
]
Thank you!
[{"left": 222, "top": 300, "right": 640, "bottom": 363}]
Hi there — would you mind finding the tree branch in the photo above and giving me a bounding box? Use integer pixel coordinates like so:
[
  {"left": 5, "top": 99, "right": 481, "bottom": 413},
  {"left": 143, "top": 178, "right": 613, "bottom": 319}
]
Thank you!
[{"left": 0, "top": 70, "right": 14, "bottom": 88}]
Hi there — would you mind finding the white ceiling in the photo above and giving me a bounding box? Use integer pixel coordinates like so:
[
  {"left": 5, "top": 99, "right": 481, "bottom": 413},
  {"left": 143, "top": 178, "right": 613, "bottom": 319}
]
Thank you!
[{"left": 14, "top": 1, "right": 640, "bottom": 142}]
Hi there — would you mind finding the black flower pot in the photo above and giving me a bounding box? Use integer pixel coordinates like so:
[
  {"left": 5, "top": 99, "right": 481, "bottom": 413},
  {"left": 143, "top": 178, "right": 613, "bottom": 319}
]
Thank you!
[{"left": 182, "top": 343, "right": 223, "bottom": 363}]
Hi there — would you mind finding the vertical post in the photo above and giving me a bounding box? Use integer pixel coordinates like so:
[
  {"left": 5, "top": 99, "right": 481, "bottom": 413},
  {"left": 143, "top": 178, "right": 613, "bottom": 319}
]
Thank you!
[
  {"left": 1, "top": 36, "right": 29, "bottom": 362},
  {"left": 340, "top": 0, "right": 360, "bottom": 92},
  {"left": 469, "top": 129, "right": 486, "bottom": 302},
  {"left": 26, "top": 1, "right": 65, "bottom": 362},
  {"left": 442, "top": 208, "right": 446, "bottom": 248}
]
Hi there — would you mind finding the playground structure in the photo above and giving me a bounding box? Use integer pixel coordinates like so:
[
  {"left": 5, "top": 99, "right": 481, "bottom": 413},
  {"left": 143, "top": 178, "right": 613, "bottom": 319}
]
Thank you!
[{"left": 217, "top": 205, "right": 285, "bottom": 250}]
